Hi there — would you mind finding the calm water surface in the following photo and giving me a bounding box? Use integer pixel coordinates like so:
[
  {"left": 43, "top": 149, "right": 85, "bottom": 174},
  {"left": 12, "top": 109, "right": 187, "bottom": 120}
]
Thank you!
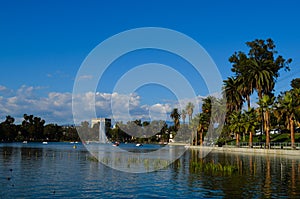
[{"left": 1, "top": 142, "right": 300, "bottom": 198}]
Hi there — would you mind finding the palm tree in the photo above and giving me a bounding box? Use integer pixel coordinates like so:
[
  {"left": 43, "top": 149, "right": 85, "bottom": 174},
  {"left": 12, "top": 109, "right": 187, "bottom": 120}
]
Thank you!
[
  {"left": 189, "top": 114, "right": 199, "bottom": 145},
  {"left": 223, "top": 76, "right": 244, "bottom": 112},
  {"left": 247, "top": 59, "right": 275, "bottom": 100},
  {"left": 198, "top": 113, "right": 210, "bottom": 146},
  {"left": 186, "top": 102, "right": 195, "bottom": 124},
  {"left": 258, "top": 94, "right": 275, "bottom": 149},
  {"left": 291, "top": 78, "right": 300, "bottom": 89},
  {"left": 229, "top": 39, "right": 291, "bottom": 130},
  {"left": 274, "top": 88, "right": 300, "bottom": 149},
  {"left": 210, "top": 97, "right": 227, "bottom": 130},
  {"left": 181, "top": 109, "right": 187, "bottom": 124},
  {"left": 170, "top": 108, "right": 181, "bottom": 132},
  {"left": 242, "top": 108, "right": 259, "bottom": 148},
  {"left": 237, "top": 75, "right": 254, "bottom": 110},
  {"left": 229, "top": 51, "right": 254, "bottom": 110},
  {"left": 229, "top": 110, "right": 244, "bottom": 147}
]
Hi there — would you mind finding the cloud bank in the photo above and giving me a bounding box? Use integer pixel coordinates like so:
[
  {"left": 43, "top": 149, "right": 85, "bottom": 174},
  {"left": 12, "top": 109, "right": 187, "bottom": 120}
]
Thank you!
[{"left": 0, "top": 85, "right": 205, "bottom": 125}]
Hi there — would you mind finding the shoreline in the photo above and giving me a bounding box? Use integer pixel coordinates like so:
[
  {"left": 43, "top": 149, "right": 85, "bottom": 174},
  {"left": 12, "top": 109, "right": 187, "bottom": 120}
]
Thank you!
[{"left": 170, "top": 142, "right": 300, "bottom": 157}]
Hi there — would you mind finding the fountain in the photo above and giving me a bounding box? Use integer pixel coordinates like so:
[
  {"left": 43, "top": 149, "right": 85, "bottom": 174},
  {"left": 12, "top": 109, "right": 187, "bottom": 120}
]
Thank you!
[{"left": 99, "top": 119, "right": 108, "bottom": 143}]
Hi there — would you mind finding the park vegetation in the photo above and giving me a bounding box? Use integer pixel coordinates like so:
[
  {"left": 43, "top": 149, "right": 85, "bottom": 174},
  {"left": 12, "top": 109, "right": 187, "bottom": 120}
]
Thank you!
[
  {"left": 184, "top": 38, "right": 300, "bottom": 149},
  {"left": 0, "top": 114, "right": 79, "bottom": 142}
]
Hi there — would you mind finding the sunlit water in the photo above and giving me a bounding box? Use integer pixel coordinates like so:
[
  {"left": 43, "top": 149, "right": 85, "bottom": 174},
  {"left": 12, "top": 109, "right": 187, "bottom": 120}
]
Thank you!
[{"left": 1, "top": 142, "right": 300, "bottom": 198}]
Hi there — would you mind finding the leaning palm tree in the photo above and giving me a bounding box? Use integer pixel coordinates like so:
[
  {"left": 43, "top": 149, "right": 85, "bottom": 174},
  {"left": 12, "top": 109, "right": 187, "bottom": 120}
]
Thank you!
[{"left": 186, "top": 102, "right": 195, "bottom": 124}]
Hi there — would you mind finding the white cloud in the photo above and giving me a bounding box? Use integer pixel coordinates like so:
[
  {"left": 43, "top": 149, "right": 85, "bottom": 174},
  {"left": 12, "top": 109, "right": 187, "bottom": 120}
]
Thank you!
[
  {"left": 0, "top": 85, "right": 214, "bottom": 125},
  {"left": 78, "top": 75, "right": 94, "bottom": 80},
  {"left": 0, "top": 85, "right": 7, "bottom": 91}
]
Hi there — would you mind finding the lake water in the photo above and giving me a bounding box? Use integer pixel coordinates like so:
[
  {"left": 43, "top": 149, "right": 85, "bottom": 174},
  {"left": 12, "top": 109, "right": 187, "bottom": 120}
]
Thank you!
[{"left": 1, "top": 142, "right": 300, "bottom": 198}]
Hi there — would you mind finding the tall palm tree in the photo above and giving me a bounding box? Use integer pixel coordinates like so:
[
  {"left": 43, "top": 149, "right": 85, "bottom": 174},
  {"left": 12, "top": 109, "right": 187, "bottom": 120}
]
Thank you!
[
  {"left": 189, "top": 114, "right": 199, "bottom": 146},
  {"left": 229, "top": 110, "right": 244, "bottom": 147},
  {"left": 189, "top": 113, "right": 209, "bottom": 146},
  {"left": 258, "top": 94, "right": 275, "bottom": 149},
  {"left": 170, "top": 108, "right": 181, "bottom": 132},
  {"left": 237, "top": 75, "right": 254, "bottom": 110},
  {"left": 247, "top": 59, "right": 275, "bottom": 100},
  {"left": 181, "top": 109, "right": 187, "bottom": 124},
  {"left": 223, "top": 76, "right": 244, "bottom": 112},
  {"left": 198, "top": 113, "right": 210, "bottom": 146},
  {"left": 242, "top": 108, "right": 259, "bottom": 148},
  {"left": 186, "top": 102, "right": 195, "bottom": 124},
  {"left": 229, "top": 39, "right": 291, "bottom": 126},
  {"left": 229, "top": 51, "right": 254, "bottom": 110}
]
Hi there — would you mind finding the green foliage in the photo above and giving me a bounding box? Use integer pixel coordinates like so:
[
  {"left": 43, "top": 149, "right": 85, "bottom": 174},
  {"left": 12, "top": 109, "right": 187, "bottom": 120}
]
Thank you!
[
  {"left": 291, "top": 78, "right": 300, "bottom": 89},
  {"left": 0, "top": 116, "right": 17, "bottom": 141},
  {"left": 224, "top": 38, "right": 293, "bottom": 147},
  {"left": 170, "top": 108, "right": 181, "bottom": 132},
  {"left": 190, "top": 160, "right": 238, "bottom": 176},
  {"left": 223, "top": 76, "right": 244, "bottom": 112},
  {"left": 186, "top": 102, "right": 195, "bottom": 123},
  {"left": 0, "top": 114, "right": 79, "bottom": 142}
]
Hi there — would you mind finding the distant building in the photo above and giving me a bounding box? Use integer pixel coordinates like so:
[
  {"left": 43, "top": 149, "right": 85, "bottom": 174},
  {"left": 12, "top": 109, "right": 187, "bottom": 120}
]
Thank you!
[{"left": 91, "top": 118, "right": 111, "bottom": 143}]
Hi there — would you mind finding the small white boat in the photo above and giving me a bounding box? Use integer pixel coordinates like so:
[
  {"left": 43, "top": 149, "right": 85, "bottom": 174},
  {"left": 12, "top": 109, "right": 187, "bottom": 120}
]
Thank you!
[
  {"left": 22, "top": 141, "right": 28, "bottom": 144},
  {"left": 136, "top": 143, "right": 143, "bottom": 147},
  {"left": 113, "top": 142, "right": 119, "bottom": 146},
  {"left": 42, "top": 142, "right": 48, "bottom": 144}
]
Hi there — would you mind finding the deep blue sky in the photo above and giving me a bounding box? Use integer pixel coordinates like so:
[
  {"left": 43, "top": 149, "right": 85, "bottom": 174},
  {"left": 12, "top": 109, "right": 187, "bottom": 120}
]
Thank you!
[{"left": 0, "top": 0, "right": 300, "bottom": 123}]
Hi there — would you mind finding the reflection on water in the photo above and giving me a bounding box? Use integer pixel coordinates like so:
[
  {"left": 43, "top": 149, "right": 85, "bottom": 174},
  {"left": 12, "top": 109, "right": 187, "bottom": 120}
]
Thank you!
[
  {"left": 1, "top": 143, "right": 300, "bottom": 198},
  {"left": 188, "top": 149, "right": 300, "bottom": 198}
]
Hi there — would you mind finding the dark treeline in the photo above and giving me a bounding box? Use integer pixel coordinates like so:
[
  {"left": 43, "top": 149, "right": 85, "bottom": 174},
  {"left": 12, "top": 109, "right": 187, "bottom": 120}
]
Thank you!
[
  {"left": 0, "top": 114, "right": 79, "bottom": 142},
  {"left": 77, "top": 119, "right": 189, "bottom": 144},
  {"left": 0, "top": 114, "right": 185, "bottom": 144}
]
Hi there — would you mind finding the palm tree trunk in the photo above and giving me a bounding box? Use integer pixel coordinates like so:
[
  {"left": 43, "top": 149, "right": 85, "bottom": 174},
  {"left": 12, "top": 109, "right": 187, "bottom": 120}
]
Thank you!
[
  {"left": 265, "top": 110, "right": 270, "bottom": 149},
  {"left": 258, "top": 88, "right": 263, "bottom": 100},
  {"left": 236, "top": 133, "right": 240, "bottom": 147},
  {"left": 249, "top": 131, "right": 253, "bottom": 148},
  {"left": 200, "top": 129, "right": 203, "bottom": 146},
  {"left": 247, "top": 94, "right": 251, "bottom": 111},
  {"left": 195, "top": 130, "right": 198, "bottom": 146},
  {"left": 290, "top": 116, "right": 295, "bottom": 149}
]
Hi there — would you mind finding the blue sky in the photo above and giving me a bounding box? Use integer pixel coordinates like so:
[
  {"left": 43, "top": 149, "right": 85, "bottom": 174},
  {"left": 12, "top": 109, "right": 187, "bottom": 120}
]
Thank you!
[{"left": 0, "top": 0, "right": 300, "bottom": 124}]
